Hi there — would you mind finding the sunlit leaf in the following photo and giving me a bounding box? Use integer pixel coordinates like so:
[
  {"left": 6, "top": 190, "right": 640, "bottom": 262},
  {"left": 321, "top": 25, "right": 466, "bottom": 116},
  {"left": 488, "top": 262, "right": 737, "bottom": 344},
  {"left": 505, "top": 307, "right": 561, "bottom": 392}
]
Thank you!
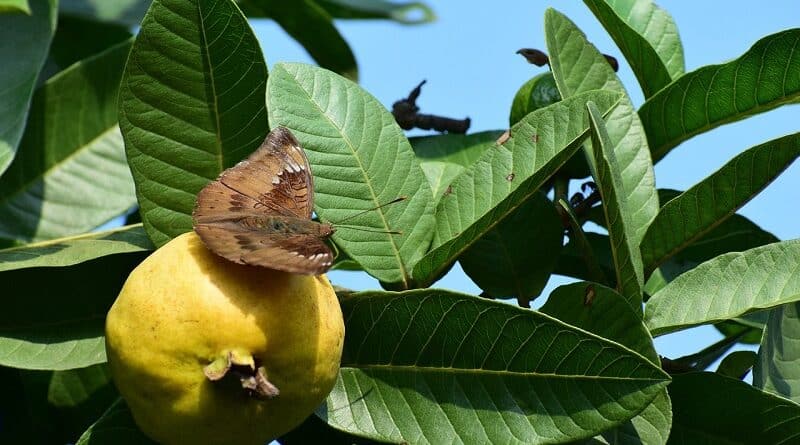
[{"left": 119, "top": 0, "right": 269, "bottom": 247}]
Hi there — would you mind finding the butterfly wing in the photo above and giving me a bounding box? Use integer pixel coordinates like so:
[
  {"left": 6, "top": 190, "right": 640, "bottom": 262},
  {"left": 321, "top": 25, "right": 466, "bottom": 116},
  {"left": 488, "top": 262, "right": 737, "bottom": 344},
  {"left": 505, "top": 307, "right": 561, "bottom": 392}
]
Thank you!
[
  {"left": 193, "top": 218, "right": 334, "bottom": 275},
  {"left": 193, "top": 126, "right": 315, "bottom": 224}
]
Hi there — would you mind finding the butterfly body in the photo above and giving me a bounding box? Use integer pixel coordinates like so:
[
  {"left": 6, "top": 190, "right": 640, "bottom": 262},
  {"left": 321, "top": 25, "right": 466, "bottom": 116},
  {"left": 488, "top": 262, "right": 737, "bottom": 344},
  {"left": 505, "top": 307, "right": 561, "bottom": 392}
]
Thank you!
[{"left": 192, "top": 127, "right": 335, "bottom": 275}]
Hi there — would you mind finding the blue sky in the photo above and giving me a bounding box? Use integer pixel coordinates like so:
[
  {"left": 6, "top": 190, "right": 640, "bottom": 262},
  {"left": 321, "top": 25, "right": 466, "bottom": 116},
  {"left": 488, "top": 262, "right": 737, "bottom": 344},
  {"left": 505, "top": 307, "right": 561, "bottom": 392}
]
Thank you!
[{"left": 249, "top": 2, "right": 799, "bottom": 362}]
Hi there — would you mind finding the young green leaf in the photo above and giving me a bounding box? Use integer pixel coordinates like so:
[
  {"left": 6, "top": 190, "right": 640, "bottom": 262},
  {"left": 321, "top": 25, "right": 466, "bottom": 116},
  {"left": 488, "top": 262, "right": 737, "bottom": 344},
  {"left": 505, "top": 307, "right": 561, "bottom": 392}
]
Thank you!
[
  {"left": 0, "top": 224, "right": 152, "bottom": 272},
  {"left": 716, "top": 350, "right": 757, "bottom": 379},
  {"left": 546, "top": 8, "right": 659, "bottom": 248},
  {"left": 640, "top": 28, "right": 800, "bottom": 161},
  {"left": 459, "top": 192, "right": 563, "bottom": 306},
  {"left": 645, "top": 239, "right": 800, "bottom": 336},
  {"left": 316, "top": 0, "right": 435, "bottom": 24},
  {"left": 669, "top": 372, "right": 800, "bottom": 444},
  {"left": 0, "top": 0, "right": 30, "bottom": 14},
  {"left": 754, "top": 302, "right": 800, "bottom": 403},
  {"left": 641, "top": 133, "right": 800, "bottom": 276},
  {"left": 0, "top": 251, "right": 147, "bottom": 370},
  {"left": 322, "top": 289, "right": 670, "bottom": 444},
  {"left": 59, "top": 0, "right": 150, "bottom": 26},
  {"left": 586, "top": 102, "right": 645, "bottom": 314},
  {"left": 540, "top": 283, "right": 670, "bottom": 445},
  {"left": 584, "top": 0, "right": 684, "bottom": 97},
  {"left": 239, "top": 0, "right": 358, "bottom": 80},
  {"left": 119, "top": 0, "right": 269, "bottom": 247},
  {"left": 0, "top": 40, "right": 136, "bottom": 243},
  {"left": 267, "top": 63, "right": 435, "bottom": 286},
  {"left": 413, "top": 90, "right": 620, "bottom": 287},
  {"left": 75, "top": 399, "right": 157, "bottom": 445},
  {"left": 0, "top": 0, "right": 56, "bottom": 175},
  {"left": 411, "top": 130, "right": 501, "bottom": 199}
]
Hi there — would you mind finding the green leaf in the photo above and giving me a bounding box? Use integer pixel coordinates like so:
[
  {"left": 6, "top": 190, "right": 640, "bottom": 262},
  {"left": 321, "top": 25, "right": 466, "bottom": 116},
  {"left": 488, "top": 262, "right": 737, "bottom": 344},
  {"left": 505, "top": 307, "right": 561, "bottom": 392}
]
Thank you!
[
  {"left": 281, "top": 414, "right": 381, "bottom": 445},
  {"left": 316, "top": 0, "right": 435, "bottom": 24},
  {"left": 641, "top": 133, "right": 800, "bottom": 276},
  {"left": 59, "top": 0, "right": 149, "bottom": 26},
  {"left": 0, "top": 40, "right": 137, "bottom": 243},
  {"left": 413, "top": 90, "right": 620, "bottom": 287},
  {"left": 645, "top": 239, "right": 800, "bottom": 336},
  {"left": 459, "top": 191, "right": 562, "bottom": 305},
  {"left": 0, "top": 224, "right": 152, "bottom": 272},
  {"left": 586, "top": 102, "right": 644, "bottom": 313},
  {"left": 668, "top": 372, "right": 800, "bottom": 444},
  {"left": 0, "top": 249, "right": 147, "bottom": 370},
  {"left": 546, "top": 8, "right": 659, "bottom": 249},
  {"left": 555, "top": 232, "right": 616, "bottom": 285},
  {"left": 267, "top": 62, "right": 435, "bottom": 287},
  {"left": 754, "top": 302, "right": 800, "bottom": 403},
  {"left": 541, "top": 283, "right": 670, "bottom": 445},
  {"left": 584, "top": 0, "right": 684, "bottom": 98},
  {"left": 509, "top": 73, "right": 561, "bottom": 127},
  {"left": 323, "top": 289, "right": 670, "bottom": 444},
  {"left": 0, "top": 0, "right": 56, "bottom": 175},
  {"left": 47, "top": 363, "right": 120, "bottom": 442},
  {"left": 0, "top": 0, "right": 30, "bottom": 13},
  {"left": 541, "top": 282, "right": 658, "bottom": 363},
  {"left": 716, "top": 350, "right": 757, "bottom": 379},
  {"left": 240, "top": 0, "right": 358, "bottom": 80},
  {"left": 411, "top": 130, "right": 500, "bottom": 199},
  {"left": 47, "top": 14, "right": 132, "bottom": 72},
  {"left": 557, "top": 200, "right": 608, "bottom": 285},
  {"left": 76, "top": 398, "right": 157, "bottom": 445},
  {"left": 119, "top": 0, "right": 269, "bottom": 247},
  {"left": 640, "top": 29, "right": 800, "bottom": 161}
]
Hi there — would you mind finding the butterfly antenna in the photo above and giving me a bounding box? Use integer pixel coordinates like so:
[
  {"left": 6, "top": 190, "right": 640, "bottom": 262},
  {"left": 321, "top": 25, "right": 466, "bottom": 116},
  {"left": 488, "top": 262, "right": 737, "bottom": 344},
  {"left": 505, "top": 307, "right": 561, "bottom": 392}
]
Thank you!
[
  {"left": 334, "top": 196, "right": 407, "bottom": 224},
  {"left": 335, "top": 224, "right": 403, "bottom": 235}
]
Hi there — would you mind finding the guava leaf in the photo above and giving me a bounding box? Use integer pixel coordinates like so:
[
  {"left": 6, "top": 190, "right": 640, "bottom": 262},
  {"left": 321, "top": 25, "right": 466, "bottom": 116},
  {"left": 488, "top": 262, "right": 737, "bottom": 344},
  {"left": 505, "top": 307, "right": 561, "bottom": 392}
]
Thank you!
[
  {"left": 641, "top": 133, "right": 800, "bottom": 276},
  {"left": 411, "top": 130, "right": 501, "bottom": 199},
  {"left": 541, "top": 282, "right": 671, "bottom": 445},
  {"left": 555, "top": 232, "right": 616, "bottom": 285},
  {"left": 239, "top": 0, "right": 358, "bottom": 80},
  {"left": 413, "top": 90, "right": 620, "bottom": 287},
  {"left": 754, "top": 302, "right": 800, "bottom": 403},
  {"left": 586, "top": 102, "right": 644, "bottom": 313},
  {"left": 669, "top": 372, "right": 800, "bottom": 444},
  {"left": 459, "top": 191, "right": 563, "bottom": 304},
  {"left": 0, "top": 40, "right": 136, "bottom": 244},
  {"left": 0, "top": 224, "right": 152, "bottom": 272},
  {"left": 0, "top": 229, "right": 149, "bottom": 369},
  {"left": 316, "top": 0, "right": 435, "bottom": 24},
  {"left": 75, "top": 398, "right": 157, "bottom": 445},
  {"left": 0, "top": 0, "right": 30, "bottom": 13},
  {"left": 46, "top": 14, "right": 132, "bottom": 72},
  {"left": 59, "top": 0, "right": 150, "bottom": 25},
  {"left": 584, "top": 0, "right": 684, "bottom": 98},
  {"left": 640, "top": 28, "right": 800, "bottom": 161},
  {"left": 267, "top": 62, "right": 435, "bottom": 287},
  {"left": 546, "top": 8, "right": 659, "bottom": 250},
  {"left": 46, "top": 363, "right": 120, "bottom": 442},
  {"left": 716, "top": 350, "right": 756, "bottom": 379},
  {"left": 119, "top": 0, "right": 269, "bottom": 247},
  {"left": 321, "top": 289, "right": 670, "bottom": 444},
  {"left": 645, "top": 239, "right": 800, "bottom": 336},
  {"left": 0, "top": 0, "right": 56, "bottom": 175}
]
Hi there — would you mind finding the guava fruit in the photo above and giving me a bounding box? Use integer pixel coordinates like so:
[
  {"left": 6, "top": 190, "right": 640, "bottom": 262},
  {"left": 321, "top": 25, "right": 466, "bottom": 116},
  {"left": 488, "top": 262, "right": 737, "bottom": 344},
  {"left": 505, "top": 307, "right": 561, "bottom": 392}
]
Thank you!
[{"left": 105, "top": 231, "right": 344, "bottom": 445}]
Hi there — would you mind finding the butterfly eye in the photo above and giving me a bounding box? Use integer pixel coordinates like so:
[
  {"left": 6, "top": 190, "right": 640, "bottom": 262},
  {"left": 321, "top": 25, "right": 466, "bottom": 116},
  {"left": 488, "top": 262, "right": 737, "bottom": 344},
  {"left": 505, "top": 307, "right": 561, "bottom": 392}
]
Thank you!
[{"left": 272, "top": 221, "right": 284, "bottom": 231}]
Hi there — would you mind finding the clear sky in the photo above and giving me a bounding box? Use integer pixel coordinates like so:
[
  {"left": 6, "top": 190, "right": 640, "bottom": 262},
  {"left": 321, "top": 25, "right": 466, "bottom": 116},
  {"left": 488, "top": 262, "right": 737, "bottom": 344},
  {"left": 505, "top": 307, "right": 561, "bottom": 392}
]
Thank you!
[{"left": 249, "top": 2, "right": 799, "bottom": 363}]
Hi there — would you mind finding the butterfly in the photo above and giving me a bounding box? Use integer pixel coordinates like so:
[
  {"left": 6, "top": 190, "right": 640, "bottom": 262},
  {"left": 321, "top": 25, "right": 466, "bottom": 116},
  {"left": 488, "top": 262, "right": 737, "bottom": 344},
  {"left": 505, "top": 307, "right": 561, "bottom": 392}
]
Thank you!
[{"left": 192, "top": 126, "right": 335, "bottom": 275}]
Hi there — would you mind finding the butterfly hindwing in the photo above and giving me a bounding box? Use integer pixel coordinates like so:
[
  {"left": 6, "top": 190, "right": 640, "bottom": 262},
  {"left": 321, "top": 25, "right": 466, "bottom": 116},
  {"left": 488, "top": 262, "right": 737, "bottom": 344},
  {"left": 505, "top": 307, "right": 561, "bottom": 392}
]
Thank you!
[{"left": 194, "top": 216, "right": 333, "bottom": 275}]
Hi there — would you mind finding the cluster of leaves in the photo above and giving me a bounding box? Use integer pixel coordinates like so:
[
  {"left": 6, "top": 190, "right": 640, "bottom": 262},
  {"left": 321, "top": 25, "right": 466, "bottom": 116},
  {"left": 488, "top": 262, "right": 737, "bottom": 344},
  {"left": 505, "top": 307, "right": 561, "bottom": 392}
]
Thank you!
[{"left": 1, "top": 0, "right": 799, "bottom": 444}]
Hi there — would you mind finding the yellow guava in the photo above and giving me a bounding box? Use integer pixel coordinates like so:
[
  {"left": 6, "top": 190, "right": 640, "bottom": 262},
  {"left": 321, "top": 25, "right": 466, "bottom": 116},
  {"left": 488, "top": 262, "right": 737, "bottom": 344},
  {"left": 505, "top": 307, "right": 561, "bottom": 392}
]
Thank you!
[{"left": 105, "top": 231, "right": 344, "bottom": 445}]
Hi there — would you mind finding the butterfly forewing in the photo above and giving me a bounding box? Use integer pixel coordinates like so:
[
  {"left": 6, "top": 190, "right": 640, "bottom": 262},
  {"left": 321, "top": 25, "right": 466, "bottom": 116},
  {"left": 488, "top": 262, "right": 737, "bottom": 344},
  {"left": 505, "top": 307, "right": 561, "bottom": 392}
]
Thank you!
[{"left": 192, "top": 127, "right": 334, "bottom": 275}]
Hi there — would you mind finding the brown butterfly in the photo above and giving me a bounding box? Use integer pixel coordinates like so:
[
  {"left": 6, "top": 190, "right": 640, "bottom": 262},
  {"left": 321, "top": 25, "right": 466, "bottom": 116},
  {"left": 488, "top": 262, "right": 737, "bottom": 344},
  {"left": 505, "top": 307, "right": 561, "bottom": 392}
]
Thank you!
[{"left": 192, "top": 126, "right": 335, "bottom": 275}]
